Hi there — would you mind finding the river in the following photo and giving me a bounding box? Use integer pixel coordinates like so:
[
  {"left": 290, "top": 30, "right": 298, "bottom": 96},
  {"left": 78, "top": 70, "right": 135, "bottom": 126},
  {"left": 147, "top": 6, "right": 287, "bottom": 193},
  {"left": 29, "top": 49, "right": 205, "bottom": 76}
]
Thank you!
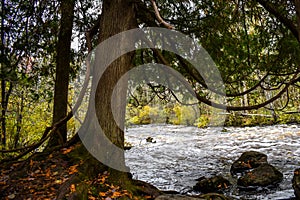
[{"left": 125, "top": 124, "right": 300, "bottom": 199}]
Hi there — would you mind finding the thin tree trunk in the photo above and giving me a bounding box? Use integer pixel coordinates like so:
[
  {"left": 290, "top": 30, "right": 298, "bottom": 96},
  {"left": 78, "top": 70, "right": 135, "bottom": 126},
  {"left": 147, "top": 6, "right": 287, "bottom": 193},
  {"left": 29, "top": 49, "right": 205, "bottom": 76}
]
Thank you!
[
  {"left": 14, "top": 91, "right": 24, "bottom": 148},
  {"left": 295, "top": 0, "right": 300, "bottom": 42},
  {"left": 47, "top": 0, "right": 75, "bottom": 148},
  {"left": 0, "top": 81, "right": 12, "bottom": 147}
]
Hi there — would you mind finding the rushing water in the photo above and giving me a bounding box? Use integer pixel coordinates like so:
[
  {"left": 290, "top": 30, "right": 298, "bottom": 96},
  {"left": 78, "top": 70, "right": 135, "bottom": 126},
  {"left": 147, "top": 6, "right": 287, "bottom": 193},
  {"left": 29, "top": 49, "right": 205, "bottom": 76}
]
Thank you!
[{"left": 125, "top": 124, "right": 300, "bottom": 199}]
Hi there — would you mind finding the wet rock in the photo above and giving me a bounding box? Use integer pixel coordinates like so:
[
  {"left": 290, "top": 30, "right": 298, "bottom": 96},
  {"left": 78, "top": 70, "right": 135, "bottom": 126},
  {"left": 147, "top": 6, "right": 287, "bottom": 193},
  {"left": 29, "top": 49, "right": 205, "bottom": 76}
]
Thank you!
[
  {"left": 146, "top": 137, "right": 156, "bottom": 143},
  {"left": 155, "top": 194, "right": 205, "bottom": 200},
  {"left": 193, "top": 175, "right": 231, "bottom": 193},
  {"left": 199, "top": 193, "right": 232, "bottom": 200},
  {"left": 292, "top": 168, "right": 300, "bottom": 199},
  {"left": 155, "top": 193, "right": 231, "bottom": 200},
  {"left": 230, "top": 151, "right": 268, "bottom": 175},
  {"left": 237, "top": 163, "right": 283, "bottom": 187}
]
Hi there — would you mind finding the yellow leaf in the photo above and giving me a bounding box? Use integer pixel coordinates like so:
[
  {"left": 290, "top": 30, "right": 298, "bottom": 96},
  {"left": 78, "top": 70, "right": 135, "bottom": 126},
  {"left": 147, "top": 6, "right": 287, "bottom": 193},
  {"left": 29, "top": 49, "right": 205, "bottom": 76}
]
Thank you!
[{"left": 55, "top": 179, "right": 62, "bottom": 184}]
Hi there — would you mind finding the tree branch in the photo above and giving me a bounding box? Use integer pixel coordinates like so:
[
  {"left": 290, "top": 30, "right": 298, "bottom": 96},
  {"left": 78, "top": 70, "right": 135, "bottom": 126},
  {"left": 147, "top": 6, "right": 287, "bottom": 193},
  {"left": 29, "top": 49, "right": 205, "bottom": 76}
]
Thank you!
[
  {"left": 257, "top": 0, "right": 299, "bottom": 42},
  {"left": 144, "top": 37, "right": 300, "bottom": 111},
  {"left": 150, "top": 0, "right": 174, "bottom": 29}
]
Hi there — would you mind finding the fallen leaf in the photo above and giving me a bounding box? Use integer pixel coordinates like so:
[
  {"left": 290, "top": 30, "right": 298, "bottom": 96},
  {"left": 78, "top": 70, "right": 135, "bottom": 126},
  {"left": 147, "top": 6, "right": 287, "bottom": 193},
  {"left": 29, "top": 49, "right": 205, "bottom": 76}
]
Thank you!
[
  {"left": 99, "top": 192, "right": 106, "bottom": 197},
  {"left": 7, "top": 194, "right": 15, "bottom": 199},
  {"left": 111, "top": 191, "right": 122, "bottom": 198},
  {"left": 30, "top": 159, "right": 34, "bottom": 167},
  {"left": 0, "top": 181, "right": 6, "bottom": 185},
  {"left": 62, "top": 147, "right": 74, "bottom": 154},
  {"left": 45, "top": 168, "right": 51, "bottom": 177},
  {"left": 69, "top": 164, "right": 79, "bottom": 175},
  {"left": 55, "top": 179, "right": 62, "bottom": 184},
  {"left": 70, "top": 184, "right": 76, "bottom": 192}
]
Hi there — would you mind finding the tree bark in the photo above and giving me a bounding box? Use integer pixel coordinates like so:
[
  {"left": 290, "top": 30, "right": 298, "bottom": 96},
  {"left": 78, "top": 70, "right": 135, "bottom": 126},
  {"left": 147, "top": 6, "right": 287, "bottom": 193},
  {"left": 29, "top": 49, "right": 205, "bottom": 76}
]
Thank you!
[
  {"left": 295, "top": 0, "right": 300, "bottom": 42},
  {"left": 47, "top": 0, "right": 75, "bottom": 148},
  {"left": 94, "top": 0, "right": 137, "bottom": 183}
]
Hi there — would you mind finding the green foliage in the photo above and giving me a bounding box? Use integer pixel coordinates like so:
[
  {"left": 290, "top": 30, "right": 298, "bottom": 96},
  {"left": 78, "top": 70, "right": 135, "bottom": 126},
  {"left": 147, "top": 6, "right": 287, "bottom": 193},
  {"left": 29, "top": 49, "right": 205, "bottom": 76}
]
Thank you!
[
  {"left": 277, "top": 113, "right": 300, "bottom": 124},
  {"left": 2, "top": 81, "right": 53, "bottom": 149},
  {"left": 126, "top": 103, "right": 200, "bottom": 126}
]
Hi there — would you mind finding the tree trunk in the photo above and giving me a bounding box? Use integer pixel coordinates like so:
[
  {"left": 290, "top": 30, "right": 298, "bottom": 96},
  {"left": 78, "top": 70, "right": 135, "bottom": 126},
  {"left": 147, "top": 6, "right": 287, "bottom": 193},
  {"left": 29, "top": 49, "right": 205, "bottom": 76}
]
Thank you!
[
  {"left": 0, "top": 81, "right": 12, "bottom": 147},
  {"left": 94, "top": 0, "right": 137, "bottom": 184},
  {"left": 14, "top": 90, "right": 24, "bottom": 148},
  {"left": 295, "top": 0, "right": 300, "bottom": 42},
  {"left": 47, "top": 0, "right": 75, "bottom": 148}
]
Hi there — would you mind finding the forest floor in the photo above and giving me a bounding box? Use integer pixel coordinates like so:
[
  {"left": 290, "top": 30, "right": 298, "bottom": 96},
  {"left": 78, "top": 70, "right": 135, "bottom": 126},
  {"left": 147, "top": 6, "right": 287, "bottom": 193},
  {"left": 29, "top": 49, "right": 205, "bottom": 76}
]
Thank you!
[{"left": 0, "top": 144, "right": 160, "bottom": 200}]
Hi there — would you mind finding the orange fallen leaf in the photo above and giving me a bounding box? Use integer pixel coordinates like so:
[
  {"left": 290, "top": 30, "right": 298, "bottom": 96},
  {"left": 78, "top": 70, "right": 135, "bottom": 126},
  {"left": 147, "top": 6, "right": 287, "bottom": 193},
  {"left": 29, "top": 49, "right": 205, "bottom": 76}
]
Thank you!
[
  {"left": 45, "top": 168, "right": 51, "bottom": 177},
  {"left": 70, "top": 184, "right": 76, "bottom": 192},
  {"left": 99, "top": 192, "right": 106, "bottom": 197},
  {"left": 111, "top": 191, "right": 122, "bottom": 198},
  {"left": 30, "top": 159, "right": 34, "bottom": 167},
  {"left": 62, "top": 147, "right": 74, "bottom": 154},
  {"left": 69, "top": 164, "right": 79, "bottom": 174}
]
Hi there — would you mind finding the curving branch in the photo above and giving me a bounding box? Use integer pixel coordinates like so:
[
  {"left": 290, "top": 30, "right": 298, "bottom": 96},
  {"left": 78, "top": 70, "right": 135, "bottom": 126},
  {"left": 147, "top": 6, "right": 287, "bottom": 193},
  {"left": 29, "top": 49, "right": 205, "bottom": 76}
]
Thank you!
[
  {"left": 148, "top": 43, "right": 300, "bottom": 111},
  {"left": 150, "top": 0, "right": 175, "bottom": 29},
  {"left": 264, "top": 89, "right": 290, "bottom": 111},
  {"left": 195, "top": 72, "right": 299, "bottom": 111},
  {"left": 256, "top": 0, "right": 299, "bottom": 42},
  {"left": 175, "top": 54, "right": 270, "bottom": 97}
]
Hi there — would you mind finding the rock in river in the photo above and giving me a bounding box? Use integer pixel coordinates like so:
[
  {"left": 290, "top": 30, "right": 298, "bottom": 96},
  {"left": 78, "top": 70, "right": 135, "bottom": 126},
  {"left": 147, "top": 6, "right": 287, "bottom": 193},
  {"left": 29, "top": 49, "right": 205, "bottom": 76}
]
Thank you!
[
  {"left": 155, "top": 193, "right": 231, "bottom": 200},
  {"left": 292, "top": 168, "right": 300, "bottom": 199},
  {"left": 237, "top": 163, "right": 283, "bottom": 187},
  {"left": 230, "top": 151, "right": 268, "bottom": 175},
  {"left": 155, "top": 194, "right": 204, "bottom": 200},
  {"left": 193, "top": 175, "right": 231, "bottom": 193}
]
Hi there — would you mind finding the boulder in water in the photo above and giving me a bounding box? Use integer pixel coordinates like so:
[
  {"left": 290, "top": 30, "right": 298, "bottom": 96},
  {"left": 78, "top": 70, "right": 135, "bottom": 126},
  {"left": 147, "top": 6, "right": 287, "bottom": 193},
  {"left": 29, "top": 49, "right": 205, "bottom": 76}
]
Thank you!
[
  {"left": 146, "top": 137, "right": 156, "bottom": 143},
  {"left": 193, "top": 175, "right": 231, "bottom": 193},
  {"left": 155, "top": 193, "right": 231, "bottom": 200},
  {"left": 237, "top": 163, "right": 283, "bottom": 187},
  {"left": 155, "top": 194, "right": 205, "bottom": 200},
  {"left": 230, "top": 151, "right": 268, "bottom": 175},
  {"left": 292, "top": 168, "right": 300, "bottom": 199}
]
